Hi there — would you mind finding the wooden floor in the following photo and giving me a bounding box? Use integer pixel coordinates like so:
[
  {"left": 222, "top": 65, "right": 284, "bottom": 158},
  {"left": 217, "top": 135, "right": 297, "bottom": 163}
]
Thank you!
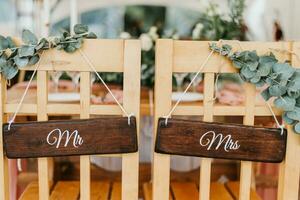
[
  {"left": 19, "top": 181, "right": 121, "bottom": 200},
  {"left": 143, "top": 181, "right": 261, "bottom": 200}
]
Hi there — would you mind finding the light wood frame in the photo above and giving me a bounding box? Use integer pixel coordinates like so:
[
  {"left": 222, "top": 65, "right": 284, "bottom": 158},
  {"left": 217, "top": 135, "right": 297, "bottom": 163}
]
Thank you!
[
  {"left": 152, "top": 39, "right": 300, "bottom": 200},
  {"left": 0, "top": 39, "right": 141, "bottom": 200}
]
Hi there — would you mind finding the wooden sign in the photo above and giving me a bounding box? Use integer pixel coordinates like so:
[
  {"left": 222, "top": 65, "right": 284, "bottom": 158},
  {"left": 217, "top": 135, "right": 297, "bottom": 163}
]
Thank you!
[
  {"left": 3, "top": 117, "right": 138, "bottom": 158},
  {"left": 155, "top": 118, "right": 287, "bottom": 163}
]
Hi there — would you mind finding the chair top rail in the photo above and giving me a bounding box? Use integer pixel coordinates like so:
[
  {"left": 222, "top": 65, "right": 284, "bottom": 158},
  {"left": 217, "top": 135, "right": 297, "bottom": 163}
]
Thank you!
[
  {"left": 11, "top": 39, "right": 140, "bottom": 72},
  {"left": 162, "top": 40, "right": 292, "bottom": 73}
]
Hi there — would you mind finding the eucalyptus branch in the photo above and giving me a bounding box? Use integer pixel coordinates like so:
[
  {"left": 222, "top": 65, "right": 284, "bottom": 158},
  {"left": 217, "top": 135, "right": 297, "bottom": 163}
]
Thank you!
[
  {"left": 0, "top": 24, "right": 97, "bottom": 80},
  {"left": 210, "top": 42, "right": 300, "bottom": 134}
]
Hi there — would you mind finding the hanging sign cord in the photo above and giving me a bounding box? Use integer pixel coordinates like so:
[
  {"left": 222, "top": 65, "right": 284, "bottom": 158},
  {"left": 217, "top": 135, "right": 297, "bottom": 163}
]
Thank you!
[
  {"left": 229, "top": 40, "right": 285, "bottom": 135},
  {"left": 78, "top": 49, "right": 134, "bottom": 125},
  {"left": 7, "top": 51, "right": 45, "bottom": 131},
  {"left": 163, "top": 41, "right": 220, "bottom": 125}
]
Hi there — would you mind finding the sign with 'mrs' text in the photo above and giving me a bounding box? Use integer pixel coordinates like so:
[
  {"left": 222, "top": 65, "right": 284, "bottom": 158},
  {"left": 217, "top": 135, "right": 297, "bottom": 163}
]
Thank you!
[{"left": 155, "top": 118, "right": 287, "bottom": 163}]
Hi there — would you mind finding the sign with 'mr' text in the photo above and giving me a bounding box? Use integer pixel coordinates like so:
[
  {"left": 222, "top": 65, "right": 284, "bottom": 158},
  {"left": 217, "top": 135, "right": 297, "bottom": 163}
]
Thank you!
[
  {"left": 3, "top": 117, "right": 138, "bottom": 158},
  {"left": 155, "top": 118, "right": 287, "bottom": 163}
]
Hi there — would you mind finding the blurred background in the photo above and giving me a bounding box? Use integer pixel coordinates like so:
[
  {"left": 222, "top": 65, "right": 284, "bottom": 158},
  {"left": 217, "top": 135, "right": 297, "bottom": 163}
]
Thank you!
[{"left": 1, "top": 0, "right": 299, "bottom": 199}]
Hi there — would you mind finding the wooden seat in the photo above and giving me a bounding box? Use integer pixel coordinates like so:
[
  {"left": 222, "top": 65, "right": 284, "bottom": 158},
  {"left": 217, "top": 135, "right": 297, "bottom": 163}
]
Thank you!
[
  {"left": 226, "top": 181, "right": 261, "bottom": 200},
  {"left": 20, "top": 181, "right": 115, "bottom": 200},
  {"left": 143, "top": 182, "right": 234, "bottom": 200}
]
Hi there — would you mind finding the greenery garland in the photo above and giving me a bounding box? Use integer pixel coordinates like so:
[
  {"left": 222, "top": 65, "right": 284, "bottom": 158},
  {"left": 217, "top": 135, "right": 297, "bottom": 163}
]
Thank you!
[
  {"left": 210, "top": 42, "right": 300, "bottom": 134},
  {"left": 0, "top": 24, "right": 97, "bottom": 80}
]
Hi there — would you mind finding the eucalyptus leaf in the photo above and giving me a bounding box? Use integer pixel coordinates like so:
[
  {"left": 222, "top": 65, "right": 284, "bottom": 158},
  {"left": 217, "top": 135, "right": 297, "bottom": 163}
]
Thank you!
[
  {"left": 74, "top": 24, "right": 88, "bottom": 34},
  {"left": 269, "top": 84, "right": 287, "bottom": 97},
  {"left": 255, "top": 80, "right": 265, "bottom": 87},
  {"left": 250, "top": 74, "right": 261, "bottom": 83},
  {"left": 86, "top": 32, "right": 97, "bottom": 39},
  {"left": 286, "top": 109, "right": 300, "bottom": 121},
  {"left": 259, "top": 54, "right": 277, "bottom": 64},
  {"left": 74, "top": 38, "right": 83, "bottom": 48},
  {"left": 210, "top": 43, "right": 300, "bottom": 135},
  {"left": 60, "top": 29, "right": 70, "bottom": 38},
  {"left": 7, "top": 49, "right": 17, "bottom": 59},
  {"left": 257, "top": 62, "right": 272, "bottom": 76},
  {"left": 274, "top": 96, "right": 296, "bottom": 111},
  {"left": 22, "top": 29, "right": 38, "bottom": 45},
  {"left": 294, "top": 122, "right": 300, "bottom": 134},
  {"left": 240, "top": 66, "right": 256, "bottom": 79},
  {"left": 2, "top": 64, "right": 18, "bottom": 80},
  {"left": 0, "top": 23, "right": 96, "bottom": 80},
  {"left": 6, "top": 37, "right": 15, "bottom": 48},
  {"left": 232, "top": 59, "right": 244, "bottom": 69},
  {"left": 247, "top": 61, "right": 259, "bottom": 71},
  {"left": 64, "top": 44, "right": 76, "bottom": 53},
  {"left": 272, "top": 63, "right": 295, "bottom": 80},
  {"left": 28, "top": 54, "right": 40, "bottom": 65},
  {"left": 36, "top": 38, "right": 47, "bottom": 51},
  {"left": 19, "top": 45, "right": 35, "bottom": 57},
  {"left": 14, "top": 56, "right": 29, "bottom": 68},
  {"left": 0, "top": 35, "right": 8, "bottom": 50},
  {"left": 296, "top": 97, "right": 300, "bottom": 105},
  {"left": 261, "top": 87, "right": 271, "bottom": 101},
  {"left": 283, "top": 111, "right": 296, "bottom": 124}
]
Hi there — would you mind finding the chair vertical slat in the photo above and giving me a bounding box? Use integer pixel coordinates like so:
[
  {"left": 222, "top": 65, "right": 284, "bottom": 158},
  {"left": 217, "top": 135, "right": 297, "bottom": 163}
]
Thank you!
[
  {"left": 277, "top": 125, "right": 300, "bottom": 200},
  {"left": 37, "top": 71, "right": 50, "bottom": 200},
  {"left": 277, "top": 41, "right": 300, "bottom": 200},
  {"left": 239, "top": 83, "right": 256, "bottom": 200},
  {"left": 199, "top": 72, "right": 215, "bottom": 200},
  {"left": 122, "top": 40, "right": 140, "bottom": 200},
  {"left": 80, "top": 72, "right": 91, "bottom": 200},
  {"left": 0, "top": 75, "right": 9, "bottom": 200},
  {"left": 153, "top": 39, "right": 173, "bottom": 200}
]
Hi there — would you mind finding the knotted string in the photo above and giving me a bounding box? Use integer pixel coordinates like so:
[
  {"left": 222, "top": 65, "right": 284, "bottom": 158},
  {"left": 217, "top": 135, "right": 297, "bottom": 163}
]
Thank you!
[
  {"left": 7, "top": 51, "right": 45, "bottom": 131},
  {"left": 163, "top": 41, "right": 221, "bottom": 125},
  {"left": 210, "top": 40, "right": 226, "bottom": 102},
  {"left": 78, "top": 49, "right": 134, "bottom": 125},
  {"left": 8, "top": 46, "right": 135, "bottom": 131},
  {"left": 232, "top": 40, "right": 285, "bottom": 135}
]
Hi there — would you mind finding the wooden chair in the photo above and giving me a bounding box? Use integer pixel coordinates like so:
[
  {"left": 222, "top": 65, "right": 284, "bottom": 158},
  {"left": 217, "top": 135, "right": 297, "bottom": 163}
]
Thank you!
[
  {"left": 0, "top": 39, "right": 141, "bottom": 200},
  {"left": 143, "top": 39, "right": 300, "bottom": 200}
]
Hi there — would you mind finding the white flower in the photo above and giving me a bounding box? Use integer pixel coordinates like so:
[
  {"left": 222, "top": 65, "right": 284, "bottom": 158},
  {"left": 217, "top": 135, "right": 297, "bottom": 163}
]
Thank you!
[
  {"left": 172, "top": 33, "right": 179, "bottom": 40},
  {"left": 140, "top": 33, "right": 153, "bottom": 51},
  {"left": 192, "top": 23, "right": 204, "bottom": 39},
  {"left": 119, "top": 32, "right": 131, "bottom": 39},
  {"left": 148, "top": 26, "right": 159, "bottom": 40}
]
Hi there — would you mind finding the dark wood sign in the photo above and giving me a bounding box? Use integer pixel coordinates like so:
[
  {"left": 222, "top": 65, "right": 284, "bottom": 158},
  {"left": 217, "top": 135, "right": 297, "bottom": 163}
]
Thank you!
[
  {"left": 155, "top": 118, "right": 287, "bottom": 163},
  {"left": 3, "top": 117, "right": 138, "bottom": 158}
]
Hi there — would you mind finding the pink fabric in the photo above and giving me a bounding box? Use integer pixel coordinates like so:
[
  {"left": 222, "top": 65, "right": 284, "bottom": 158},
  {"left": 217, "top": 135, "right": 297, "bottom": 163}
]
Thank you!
[
  {"left": 14, "top": 80, "right": 74, "bottom": 90},
  {"left": 217, "top": 83, "right": 245, "bottom": 105},
  {"left": 9, "top": 159, "right": 17, "bottom": 200},
  {"left": 256, "top": 163, "right": 279, "bottom": 200},
  {"left": 91, "top": 89, "right": 123, "bottom": 104}
]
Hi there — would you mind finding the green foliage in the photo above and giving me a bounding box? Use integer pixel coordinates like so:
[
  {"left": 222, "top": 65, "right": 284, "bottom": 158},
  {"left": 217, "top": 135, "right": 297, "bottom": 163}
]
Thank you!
[
  {"left": 193, "top": 0, "right": 246, "bottom": 41},
  {"left": 0, "top": 24, "right": 97, "bottom": 80},
  {"left": 210, "top": 42, "right": 300, "bottom": 134}
]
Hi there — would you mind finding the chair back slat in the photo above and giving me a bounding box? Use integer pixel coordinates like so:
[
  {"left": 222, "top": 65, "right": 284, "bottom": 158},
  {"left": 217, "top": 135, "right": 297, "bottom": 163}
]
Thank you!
[{"left": 277, "top": 41, "right": 300, "bottom": 200}]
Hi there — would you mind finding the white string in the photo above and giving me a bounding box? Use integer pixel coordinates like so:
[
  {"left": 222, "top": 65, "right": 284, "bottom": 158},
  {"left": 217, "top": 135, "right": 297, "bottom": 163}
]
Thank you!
[
  {"left": 231, "top": 40, "right": 285, "bottom": 135},
  {"left": 210, "top": 40, "right": 225, "bottom": 102},
  {"left": 264, "top": 100, "right": 285, "bottom": 135},
  {"left": 7, "top": 51, "right": 45, "bottom": 131},
  {"left": 78, "top": 49, "right": 134, "bottom": 124},
  {"left": 163, "top": 41, "right": 218, "bottom": 125},
  {"left": 17, "top": 159, "right": 22, "bottom": 172}
]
